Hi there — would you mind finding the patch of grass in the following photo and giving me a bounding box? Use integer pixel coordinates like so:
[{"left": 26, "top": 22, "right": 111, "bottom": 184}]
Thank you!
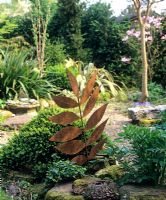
[{"left": 0, "top": 188, "right": 12, "bottom": 200}]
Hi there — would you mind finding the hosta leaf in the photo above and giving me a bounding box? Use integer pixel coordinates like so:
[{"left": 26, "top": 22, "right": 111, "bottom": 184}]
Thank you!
[
  {"left": 88, "top": 139, "right": 105, "bottom": 160},
  {"left": 49, "top": 126, "right": 82, "bottom": 142},
  {"left": 85, "top": 104, "right": 108, "bottom": 131},
  {"left": 56, "top": 140, "right": 85, "bottom": 155},
  {"left": 86, "top": 119, "right": 108, "bottom": 146},
  {"left": 49, "top": 112, "right": 79, "bottom": 125},
  {"left": 80, "top": 70, "right": 98, "bottom": 104},
  {"left": 83, "top": 87, "right": 100, "bottom": 117},
  {"left": 53, "top": 96, "right": 78, "bottom": 108},
  {"left": 71, "top": 155, "right": 87, "bottom": 165},
  {"left": 67, "top": 70, "right": 79, "bottom": 97}
]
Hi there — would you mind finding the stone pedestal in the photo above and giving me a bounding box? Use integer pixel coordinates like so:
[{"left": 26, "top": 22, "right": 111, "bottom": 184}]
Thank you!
[{"left": 128, "top": 105, "right": 166, "bottom": 123}]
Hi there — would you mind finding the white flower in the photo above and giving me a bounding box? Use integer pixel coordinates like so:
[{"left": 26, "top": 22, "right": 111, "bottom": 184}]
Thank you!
[
  {"left": 122, "top": 36, "right": 129, "bottom": 42},
  {"left": 121, "top": 57, "right": 131, "bottom": 63},
  {"left": 161, "top": 35, "right": 166, "bottom": 41}
]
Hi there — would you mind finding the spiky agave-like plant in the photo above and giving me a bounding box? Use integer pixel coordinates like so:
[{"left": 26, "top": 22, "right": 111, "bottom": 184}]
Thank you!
[{"left": 49, "top": 69, "right": 108, "bottom": 165}]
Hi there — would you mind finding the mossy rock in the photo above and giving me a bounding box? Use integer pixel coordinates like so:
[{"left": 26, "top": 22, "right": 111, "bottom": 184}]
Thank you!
[
  {"left": 139, "top": 118, "right": 161, "bottom": 126},
  {"left": 95, "top": 165, "right": 124, "bottom": 181},
  {"left": 0, "top": 110, "right": 14, "bottom": 120},
  {"left": 119, "top": 185, "right": 166, "bottom": 200},
  {"left": 72, "top": 177, "right": 101, "bottom": 195},
  {"left": 45, "top": 191, "right": 84, "bottom": 200}
]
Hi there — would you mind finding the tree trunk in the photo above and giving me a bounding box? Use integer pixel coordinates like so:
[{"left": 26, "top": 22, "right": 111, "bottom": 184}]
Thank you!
[{"left": 140, "top": 24, "right": 149, "bottom": 102}]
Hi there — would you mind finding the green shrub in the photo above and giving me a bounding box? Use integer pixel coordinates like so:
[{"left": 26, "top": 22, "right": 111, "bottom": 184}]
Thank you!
[
  {"left": 148, "top": 82, "right": 165, "bottom": 103},
  {"left": 46, "top": 64, "right": 70, "bottom": 90},
  {"left": 0, "top": 107, "right": 63, "bottom": 169},
  {"left": 45, "top": 160, "right": 86, "bottom": 185},
  {"left": 117, "top": 125, "right": 166, "bottom": 185},
  {"left": 45, "top": 41, "right": 66, "bottom": 65},
  {"left": 32, "top": 154, "right": 61, "bottom": 181}
]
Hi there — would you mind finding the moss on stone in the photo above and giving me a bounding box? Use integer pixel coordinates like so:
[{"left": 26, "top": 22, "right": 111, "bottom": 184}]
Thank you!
[
  {"left": 139, "top": 118, "right": 160, "bottom": 126},
  {"left": 45, "top": 191, "right": 84, "bottom": 200},
  {"left": 95, "top": 165, "right": 124, "bottom": 181}
]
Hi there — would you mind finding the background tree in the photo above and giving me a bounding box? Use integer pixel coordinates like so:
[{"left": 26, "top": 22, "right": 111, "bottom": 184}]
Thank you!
[
  {"left": 48, "top": 0, "right": 84, "bottom": 60},
  {"left": 30, "top": 0, "right": 55, "bottom": 75},
  {"left": 132, "top": 0, "right": 164, "bottom": 102}
]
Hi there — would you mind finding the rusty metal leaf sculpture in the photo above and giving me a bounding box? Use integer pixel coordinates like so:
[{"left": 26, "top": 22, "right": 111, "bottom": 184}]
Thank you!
[
  {"left": 49, "top": 68, "right": 108, "bottom": 165},
  {"left": 80, "top": 70, "right": 98, "bottom": 104},
  {"left": 83, "top": 87, "right": 100, "bottom": 117},
  {"left": 71, "top": 155, "right": 87, "bottom": 165},
  {"left": 88, "top": 139, "right": 105, "bottom": 160},
  {"left": 49, "top": 126, "right": 82, "bottom": 142},
  {"left": 56, "top": 140, "right": 85, "bottom": 155},
  {"left": 67, "top": 70, "right": 79, "bottom": 97},
  {"left": 85, "top": 104, "right": 108, "bottom": 131},
  {"left": 49, "top": 112, "right": 79, "bottom": 125},
  {"left": 53, "top": 96, "right": 78, "bottom": 108},
  {"left": 86, "top": 119, "right": 108, "bottom": 146}
]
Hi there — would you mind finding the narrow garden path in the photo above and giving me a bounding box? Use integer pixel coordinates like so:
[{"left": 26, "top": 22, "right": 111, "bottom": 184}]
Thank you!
[
  {"left": 0, "top": 101, "right": 131, "bottom": 147},
  {"left": 103, "top": 102, "right": 131, "bottom": 140}
]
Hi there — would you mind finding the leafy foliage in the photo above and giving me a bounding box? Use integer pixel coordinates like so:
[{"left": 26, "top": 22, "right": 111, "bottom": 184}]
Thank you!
[
  {"left": 45, "top": 64, "right": 70, "bottom": 90},
  {"left": 117, "top": 125, "right": 166, "bottom": 185},
  {"left": 45, "top": 160, "right": 86, "bottom": 185},
  {"left": 0, "top": 188, "right": 12, "bottom": 200},
  {"left": 45, "top": 41, "right": 66, "bottom": 65},
  {"left": 0, "top": 51, "right": 56, "bottom": 99}
]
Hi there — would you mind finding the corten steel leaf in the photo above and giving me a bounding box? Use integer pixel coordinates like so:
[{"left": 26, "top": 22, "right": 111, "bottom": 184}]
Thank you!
[
  {"left": 88, "top": 139, "right": 106, "bottom": 160},
  {"left": 56, "top": 140, "right": 86, "bottom": 155},
  {"left": 86, "top": 119, "right": 108, "bottom": 146},
  {"left": 49, "top": 112, "right": 79, "bottom": 125},
  {"left": 53, "top": 96, "right": 78, "bottom": 108},
  {"left": 49, "top": 126, "right": 82, "bottom": 142},
  {"left": 83, "top": 87, "right": 100, "bottom": 117},
  {"left": 67, "top": 70, "right": 79, "bottom": 97},
  {"left": 49, "top": 68, "right": 108, "bottom": 165},
  {"left": 80, "top": 70, "right": 98, "bottom": 104},
  {"left": 85, "top": 104, "right": 108, "bottom": 131},
  {"left": 71, "top": 155, "right": 87, "bottom": 165}
]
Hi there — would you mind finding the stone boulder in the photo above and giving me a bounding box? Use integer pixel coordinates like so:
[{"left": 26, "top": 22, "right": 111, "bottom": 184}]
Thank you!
[
  {"left": 0, "top": 109, "right": 15, "bottom": 120},
  {"left": 95, "top": 165, "right": 124, "bottom": 181},
  {"left": 45, "top": 183, "right": 84, "bottom": 200},
  {"left": 73, "top": 177, "right": 119, "bottom": 200},
  {"left": 128, "top": 105, "right": 166, "bottom": 122},
  {"left": 119, "top": 185, "right": 166, "bottom": 200},
  {"left": 72, "top": 177, "right": 101, "bottom": 195}
]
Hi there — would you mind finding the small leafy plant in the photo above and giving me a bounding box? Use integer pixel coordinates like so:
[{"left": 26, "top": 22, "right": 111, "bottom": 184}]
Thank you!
[
  {"left": 117, "top": 125, "right": 166, "bottom": 185},
  {"left": 49, "top": 69, "right": 108, "bottom": 165},
  {"left": 45, "top": 160, "right": 86, "bottom": 185}
]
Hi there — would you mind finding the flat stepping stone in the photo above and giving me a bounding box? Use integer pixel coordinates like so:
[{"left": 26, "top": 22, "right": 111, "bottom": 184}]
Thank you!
[{"left": 2, "top": 114, "right": 34, "bottom": 129}]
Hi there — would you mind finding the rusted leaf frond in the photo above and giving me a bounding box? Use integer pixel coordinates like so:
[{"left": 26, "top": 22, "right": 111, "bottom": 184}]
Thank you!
[
  {"left": 80, "top": 70, "right": 98, "bottom": 104},
  {"left": 85, "top": 104, "right": 108, "bottom": 131},
  {"left": 56, "top": 140, "right": 85, "bottom": 155},
  {"left": 88, "top": 139, "right": 105, "bottom": 160},
  {"left": 53, "top": 96, "right": 78, "bottom": 108},
  {"left": 86, "top": 119, "right": 108, "bottom": 146},
  {"left": 71, "top": 155, "right": 87, "bottom": 165},
  {"left": 83, "top": 87, "right": 100, "bottom": 117},
  {"left": 49, "top": 112, "right": 79, "bottom": 125},
  {"left": 67, "top": 70, "right": 79, "bottom": 97},
  {"left": 49, "top": 126, "right": 82, "bottom": 142}
]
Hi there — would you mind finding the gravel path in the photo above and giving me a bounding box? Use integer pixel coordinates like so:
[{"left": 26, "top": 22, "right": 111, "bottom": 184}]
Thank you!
[{"left": 0, "top": 102, "right": 131, "bottom": 146}]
